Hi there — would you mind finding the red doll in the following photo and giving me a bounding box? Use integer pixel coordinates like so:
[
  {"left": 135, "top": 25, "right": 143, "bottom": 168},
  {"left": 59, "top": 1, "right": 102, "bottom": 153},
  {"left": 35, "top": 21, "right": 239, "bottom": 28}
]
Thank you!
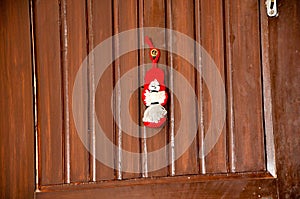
[{"left": 142, "top": 37, "right": 168, "bottom": 128}]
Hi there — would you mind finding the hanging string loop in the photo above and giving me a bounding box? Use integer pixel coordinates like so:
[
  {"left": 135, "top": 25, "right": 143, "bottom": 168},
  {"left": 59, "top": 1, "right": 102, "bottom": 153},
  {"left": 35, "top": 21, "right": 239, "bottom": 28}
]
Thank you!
[{"left": 145, "top": 36, "right": 160, "bottom": 67}]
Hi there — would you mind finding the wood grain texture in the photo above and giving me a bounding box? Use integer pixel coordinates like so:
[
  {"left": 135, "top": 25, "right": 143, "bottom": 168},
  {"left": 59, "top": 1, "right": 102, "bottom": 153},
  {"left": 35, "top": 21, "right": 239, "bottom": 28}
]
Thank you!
[
  {"left": 5, "top": 0, "right": 300, "bottom": 198},
  {"left": 224, "top": 0, "right": 265, "bottom": 172},
  {"left": 91, "top": 0, "right": 115, "bottom": 181},
  {"left": 114, "top": 0, "right": 140, "bottom": 179},
  {"left": 168, "top": 0, "right": 199, "bottom": 175},
  {"left": 0, "top": 0, "right": 35, "bottom": 198},
  {"left": 268, "top": 0, "right": 300, "bottom": 197},
  {"left": 140, "top": 0, "right": 169, "bottom": 177},
  {"left": 35, "top": 173, "right": 278, "bottom": 199},
  {"left": 34, "top": 0, "right": 64, "bottom": 185},
  {"left": 259, "top": 0, "right": 276, "bottom": 178},
  {"left": 166, "top": 0, "right": 176, "bottom": 176},
  {"left": 30, "top": 0, "right": 286, "bottom": 195},
  {"left": 65, "top": 0, "right": 89, "bottom": 183},
  {"left": 195, "top": 0, "right": 227, "bottom": 174}
]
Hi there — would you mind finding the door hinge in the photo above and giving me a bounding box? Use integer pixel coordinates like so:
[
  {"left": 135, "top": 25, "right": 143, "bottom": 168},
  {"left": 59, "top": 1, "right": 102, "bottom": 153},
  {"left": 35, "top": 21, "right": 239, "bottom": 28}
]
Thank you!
[{"left": 266, "top": 0, "right": 278, "bottom": 17}]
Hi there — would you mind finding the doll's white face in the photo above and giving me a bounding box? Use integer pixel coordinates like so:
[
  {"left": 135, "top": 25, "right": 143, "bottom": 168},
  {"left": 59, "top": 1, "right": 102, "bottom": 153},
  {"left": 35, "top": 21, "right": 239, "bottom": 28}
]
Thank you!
[{"left": 149, "top": 79, "right": 160, "bottom": 92}]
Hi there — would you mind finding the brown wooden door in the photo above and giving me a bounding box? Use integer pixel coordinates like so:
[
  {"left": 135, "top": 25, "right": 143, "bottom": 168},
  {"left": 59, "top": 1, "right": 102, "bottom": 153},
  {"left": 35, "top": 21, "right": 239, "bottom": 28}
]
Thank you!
[
  {"left": 1, "top": 0, "right": 300, "bottom": 198},
  {"left": 33, "top": 0, "right": 278, "bottom": 198}
]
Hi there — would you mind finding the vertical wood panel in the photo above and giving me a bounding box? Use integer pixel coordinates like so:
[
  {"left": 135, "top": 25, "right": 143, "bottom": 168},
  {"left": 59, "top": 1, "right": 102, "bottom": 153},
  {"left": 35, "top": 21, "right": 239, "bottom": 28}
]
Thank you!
[
  {"left": 224, "top": 0, "right": 265, "bottom": 172},
  {"left": 140, "top": 0, "right": 169, "bottom": 177},
  {"left": 92, "top": 0, "right": 115, "bottom": 181},
  {"left": 65, "top": 0, "right": 90, "bottom": 183},
  {"left": 0, "top": 0, "right": 35, "bottom": 197},
  {"left": 113, "top": 0, "right": 122, "bottom": 180},
  {"left": 195, "top": 0, "right": 227, "bottom": 173},
  {"left": 194, "top": 0, "right": 205, "bottom": 174},
  {"left": 138, "top": 0, "right": 147, "bottom": 178},
  {"left": 114, "top": 0, "right": 140, "bottom": 179},
  {"left": 167, "top": 0, "right": 199, "bottom": 175},
  {"left": 34, "top": 0, "right": 64, "bottom": 185},
  {"left": 166, "top": 0, "right": 175, "bottom": 176}
]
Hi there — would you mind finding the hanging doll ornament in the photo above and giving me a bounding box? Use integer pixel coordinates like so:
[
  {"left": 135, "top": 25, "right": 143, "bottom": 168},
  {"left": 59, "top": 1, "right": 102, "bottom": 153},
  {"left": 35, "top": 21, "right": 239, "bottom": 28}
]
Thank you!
[{"left": 142, "top": 36, "right": 168, "bottom": 128}]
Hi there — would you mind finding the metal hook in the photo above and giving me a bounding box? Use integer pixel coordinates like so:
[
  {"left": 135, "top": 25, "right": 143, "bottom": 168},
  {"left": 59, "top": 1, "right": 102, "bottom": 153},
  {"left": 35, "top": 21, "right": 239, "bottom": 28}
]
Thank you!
[{"left": 266, "top": 0, "right": 278, "bottom": 17}]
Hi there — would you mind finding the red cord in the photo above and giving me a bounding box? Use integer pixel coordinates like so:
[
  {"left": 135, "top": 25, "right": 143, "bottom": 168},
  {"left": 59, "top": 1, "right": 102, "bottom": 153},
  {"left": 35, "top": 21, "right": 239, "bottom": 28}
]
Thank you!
[
  {"left": 145, "top": 36, "right": 154, "bottom": 48},
  {"left": 145, "top": 36, "right": 160, "bottom": 67}
]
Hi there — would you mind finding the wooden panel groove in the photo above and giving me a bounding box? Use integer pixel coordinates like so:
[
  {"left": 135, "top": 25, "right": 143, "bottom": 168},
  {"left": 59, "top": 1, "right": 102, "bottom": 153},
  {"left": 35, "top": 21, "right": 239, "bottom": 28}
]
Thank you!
[
  {"left": 224, "top": 0, "right": 236, "bottom": 173},
  {"left": 113, "top": 0, "right": 122, "bottom": 180},
  {"left": 60, "top": 0, "right": 70, "bottom": 184},
  {"left": 86, "top": 0, "right": 96, "bottom": 182},
  {"left": 194, "top": 0, "right": 206, "bottom": 175},
  {"left": 138, "top": 0, "right": 147, "bottom": 178},
  {"left": 30, "top": 0, "right": 40, "bottom": 190},
  {"left": 221, "top": 0, "right": 231, "bottom": 174},
  {"left": 166, "top": 0, "right": 176, "bottom": 176}
]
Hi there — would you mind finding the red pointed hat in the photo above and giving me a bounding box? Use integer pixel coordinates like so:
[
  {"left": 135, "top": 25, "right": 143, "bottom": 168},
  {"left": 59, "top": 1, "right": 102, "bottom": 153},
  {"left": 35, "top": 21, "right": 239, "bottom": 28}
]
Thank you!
[{"left": 144, "top": 67, "right": 165, "bottom": 85}]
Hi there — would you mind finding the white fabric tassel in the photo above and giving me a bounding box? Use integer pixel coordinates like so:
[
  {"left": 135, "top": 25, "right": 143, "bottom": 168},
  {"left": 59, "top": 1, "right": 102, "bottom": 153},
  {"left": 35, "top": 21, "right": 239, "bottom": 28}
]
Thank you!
[{"left": 143, "top": 104, "right": 167, "bottom": 123}]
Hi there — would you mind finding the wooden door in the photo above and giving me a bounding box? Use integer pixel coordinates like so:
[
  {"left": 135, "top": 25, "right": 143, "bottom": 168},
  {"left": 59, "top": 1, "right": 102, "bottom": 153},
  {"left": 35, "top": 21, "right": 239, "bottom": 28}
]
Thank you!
[
  {"left": 1, "top": 0, "right": 300, "bottom": 198},
  {"left": 33, "top": 0, "right": 278, "bottom": 198}
]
